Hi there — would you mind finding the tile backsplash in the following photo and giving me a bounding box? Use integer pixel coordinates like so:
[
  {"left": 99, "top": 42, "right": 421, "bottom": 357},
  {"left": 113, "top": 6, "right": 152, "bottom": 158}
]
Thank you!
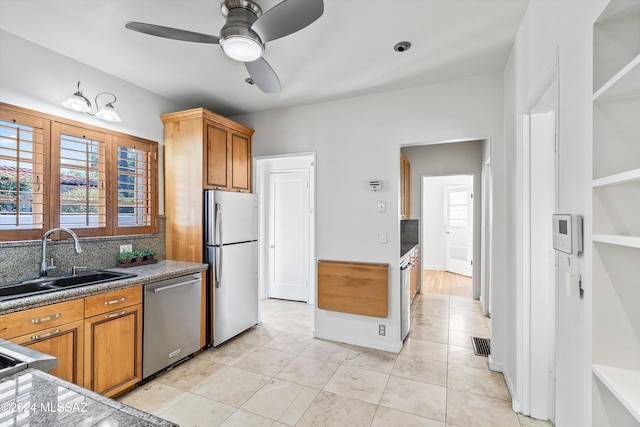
[
  {"left": 401, "top": 219, "right": 419, "bottom": 245},
  {"left": 0, "top": 217, "right": 166, "bottom": 283}
]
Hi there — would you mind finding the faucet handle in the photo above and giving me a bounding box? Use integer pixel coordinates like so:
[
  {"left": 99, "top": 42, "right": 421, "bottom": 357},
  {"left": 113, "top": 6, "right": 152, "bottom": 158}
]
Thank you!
[
  {"left": 46, "top": 258, "right": 57, "bottom": 272},
  {"left": 72, "top": 266, "right": 88, "bottom": 275}
]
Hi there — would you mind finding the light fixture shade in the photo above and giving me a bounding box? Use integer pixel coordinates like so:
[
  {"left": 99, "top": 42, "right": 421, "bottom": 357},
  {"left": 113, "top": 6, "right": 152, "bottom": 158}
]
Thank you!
[
  {"left": 95, "top": 102, "right": 122, "bottom": 122},
  {"left": 62, "top": 92, "right": 91, "bottom": 113},
  {"left": 221, "top": 36, "right": 263, "bottom": 62}
]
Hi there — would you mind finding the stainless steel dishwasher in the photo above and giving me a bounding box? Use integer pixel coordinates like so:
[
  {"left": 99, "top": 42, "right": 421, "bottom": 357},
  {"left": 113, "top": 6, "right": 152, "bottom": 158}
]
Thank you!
[{"left": 143, "top": 272, "right": 201, "bottom": 379}]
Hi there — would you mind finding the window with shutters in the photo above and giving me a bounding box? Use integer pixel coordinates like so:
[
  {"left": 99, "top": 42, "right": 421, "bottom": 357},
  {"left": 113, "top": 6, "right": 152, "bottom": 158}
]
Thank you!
[
  {"left": 0, "top": 104, "right": 158, "bottom": 242},
  {"left": 114, "top": 138, "right": 157, "bottom": 234},
  {"left": 53, "top": 124, "right": 108, "bottom": 236},
  {"left": 0, "top": 109, "right": 49, "bottom": 240}
]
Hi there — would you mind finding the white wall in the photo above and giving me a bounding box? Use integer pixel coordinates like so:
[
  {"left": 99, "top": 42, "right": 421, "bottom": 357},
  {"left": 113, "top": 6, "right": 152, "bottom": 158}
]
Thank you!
[
  {"left": 0, "top": 30, "right": 189, "bottom": 214},
  {"left": 234, "top": 73, "right": 505, "bottom": 353},
  {"left": 421, "top": 175, "right": 473, "bottom": 271},
  {"left": 503, "top": 1, "right": 607, "bottom": 424}
]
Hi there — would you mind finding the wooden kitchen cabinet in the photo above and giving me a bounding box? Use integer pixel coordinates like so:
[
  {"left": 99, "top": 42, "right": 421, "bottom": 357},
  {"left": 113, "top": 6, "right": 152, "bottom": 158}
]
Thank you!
[
  {"left": 12, "top": 320, "right": 84, "bottom": 385},
  {"left": 409, "top": 250, "right": 420, "bottom": 302},
  {"left": 0, "top": 299, "right": 85, "bottom": 386},
  {"left": 162, "top": 107, "right": 254, "bottom": 263},
  {"left": 400, "top": 152, "right": 411, "bottom": 219},
  {"left": 205, "top": 122, "right": 251, "bottom": 192},
  {"left": 83, "top": 287, "right": 143, "bottom": 397}
]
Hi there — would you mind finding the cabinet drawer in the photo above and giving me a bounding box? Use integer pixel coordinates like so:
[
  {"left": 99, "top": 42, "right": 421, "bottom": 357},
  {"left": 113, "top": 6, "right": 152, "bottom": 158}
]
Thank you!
[
  {"left": 84, "top": 287, "right": 142, "bottom": 318},
  {"left": 0, "top": 299, "right": 84, "bottom": 339}
]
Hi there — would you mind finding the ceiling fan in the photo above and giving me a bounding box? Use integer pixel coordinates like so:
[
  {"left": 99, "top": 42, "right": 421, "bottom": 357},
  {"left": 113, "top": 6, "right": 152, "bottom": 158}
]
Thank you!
[{"left": 125, "top": 0, "right": 324, "bottom": 93}]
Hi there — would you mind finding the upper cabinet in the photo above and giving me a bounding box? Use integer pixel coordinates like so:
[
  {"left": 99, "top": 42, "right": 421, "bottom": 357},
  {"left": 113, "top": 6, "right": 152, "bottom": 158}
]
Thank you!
[
  {"left": 204, "top": 121, "right": 252, "bottom": 192},
  {"left": 400, "top": 152, "right": 411, "bottom": 219},
  {"left": 591, "top": 2, "right": 640, "bottom": 426},
  {"left": 161, "top": 108, "right": 254, "bottom": 262}
]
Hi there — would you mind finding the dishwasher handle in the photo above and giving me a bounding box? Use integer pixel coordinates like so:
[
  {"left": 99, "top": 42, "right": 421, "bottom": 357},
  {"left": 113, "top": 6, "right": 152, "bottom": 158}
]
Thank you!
[{"left": 150, "top": 278, "right": 201, "bottom": 293}]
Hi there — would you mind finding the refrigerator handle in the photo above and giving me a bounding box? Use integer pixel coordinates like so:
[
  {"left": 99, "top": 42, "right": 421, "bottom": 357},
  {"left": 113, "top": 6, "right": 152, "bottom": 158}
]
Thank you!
[
  {"left": 215, "top": 246, "right": 222, "bottom": 288},
  {"left": 214, "top": 202, "right": 222, "bottom": 246},
  {"left": 214, "top": 202, "right": 223, "bottom": 288}
]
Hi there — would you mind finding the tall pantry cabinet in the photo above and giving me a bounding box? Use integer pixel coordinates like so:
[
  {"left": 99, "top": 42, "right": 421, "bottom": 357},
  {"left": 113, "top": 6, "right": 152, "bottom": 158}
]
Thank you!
[
  {"left": 161, "top": 108, "right": 254, "bottom": 263},
  {"left": 591, "top": 1, "right": 640, "bottom": 426}
]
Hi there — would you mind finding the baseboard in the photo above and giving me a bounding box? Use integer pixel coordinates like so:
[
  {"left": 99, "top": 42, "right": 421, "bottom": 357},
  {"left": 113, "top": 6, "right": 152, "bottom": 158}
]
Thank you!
[{"left": 424, "top": 264, "right": 446, "bottom": 271}]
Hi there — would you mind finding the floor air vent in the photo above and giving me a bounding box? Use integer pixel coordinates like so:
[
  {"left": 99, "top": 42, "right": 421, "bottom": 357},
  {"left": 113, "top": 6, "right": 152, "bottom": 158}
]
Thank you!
[{"left": 471, "top": 337, "right": 491, "bottom": 357}]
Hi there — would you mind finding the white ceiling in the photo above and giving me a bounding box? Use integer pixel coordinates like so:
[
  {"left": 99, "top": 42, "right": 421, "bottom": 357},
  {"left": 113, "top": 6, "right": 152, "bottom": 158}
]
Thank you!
[{"left": 0, "top": 0, "right": 529, "bottom": 117}]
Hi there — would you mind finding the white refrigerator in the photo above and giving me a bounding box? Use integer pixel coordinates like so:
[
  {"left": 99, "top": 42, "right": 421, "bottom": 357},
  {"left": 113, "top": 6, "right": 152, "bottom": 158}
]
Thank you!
[{"left": 204, "top": 190, "right": 259, "bottom": 347}]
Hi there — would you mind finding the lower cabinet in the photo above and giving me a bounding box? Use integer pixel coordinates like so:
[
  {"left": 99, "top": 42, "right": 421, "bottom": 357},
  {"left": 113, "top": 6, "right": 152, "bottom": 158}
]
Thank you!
[
  {"left": 409, "top": 250, "right": 420, "bottom": 303},
  {"left": 84, "top": 304, "right": 142, "bottom": 397},
  {"left": 83, "top": 286, "right": 143, "bottom": 398},
  {"left": 12, "top": 319, "right": 84, "bottom": 385},
  {"left": 0, "top": 286, "right": 143, "bottom": 397},
  {"left": 0, "top": 299, "right": 85, "bottom": 386}
]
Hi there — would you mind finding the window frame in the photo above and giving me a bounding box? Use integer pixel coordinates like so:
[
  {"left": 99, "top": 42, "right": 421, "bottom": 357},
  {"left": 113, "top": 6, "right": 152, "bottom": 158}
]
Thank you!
[{"left": 0, "top": 103, "right": 159, "bottom": 242}]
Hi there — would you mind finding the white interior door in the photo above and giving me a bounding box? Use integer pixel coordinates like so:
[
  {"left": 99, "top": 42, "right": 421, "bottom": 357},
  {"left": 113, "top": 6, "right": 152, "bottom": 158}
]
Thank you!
[
  {"left": 445, "top": 184, "right": 473, "bottom": 276},
  {"left": 268, "top": 170, "right": 310, "bottom": 301}
]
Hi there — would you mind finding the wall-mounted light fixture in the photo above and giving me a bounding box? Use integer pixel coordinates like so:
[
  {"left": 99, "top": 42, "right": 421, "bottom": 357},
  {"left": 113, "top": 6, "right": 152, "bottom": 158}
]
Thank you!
[{"left": 62, "top": 81, "right": 122, "bottom": 122}]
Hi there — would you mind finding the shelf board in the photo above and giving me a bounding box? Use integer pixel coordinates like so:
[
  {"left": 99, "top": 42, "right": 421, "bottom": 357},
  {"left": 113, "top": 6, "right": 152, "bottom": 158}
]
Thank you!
[
  {"left": 593, "top": 234, "right": 640, "bottom": 249},
  {"left": 594, "top": 55, "right": 640, "bottom": 101},
  {"left": 593, "top": 168, "right": 640, "bottom": 187},
  {"left": 592, "top": 364, "right": 640, "bottom": 422}
]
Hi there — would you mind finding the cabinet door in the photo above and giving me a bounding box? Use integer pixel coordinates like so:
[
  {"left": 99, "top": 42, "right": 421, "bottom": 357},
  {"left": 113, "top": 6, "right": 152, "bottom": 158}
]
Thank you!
[
  {"left": 12, "top": 320, "right": 84, "bottom": 386},
  {"left": 84, "top": 304, "right": 142, "bottom": 397},
  {"left": 205, "top": 122, "right": 229, "bottom": 190},
  {"left": 230, "top": 132, "right": 251, "bottom": 192}
]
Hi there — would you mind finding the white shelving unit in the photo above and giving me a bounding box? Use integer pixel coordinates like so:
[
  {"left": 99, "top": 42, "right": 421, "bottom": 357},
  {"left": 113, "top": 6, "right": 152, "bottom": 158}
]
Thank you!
[{"left": 592, "top": 1, "right": 640, "bottom": 426}]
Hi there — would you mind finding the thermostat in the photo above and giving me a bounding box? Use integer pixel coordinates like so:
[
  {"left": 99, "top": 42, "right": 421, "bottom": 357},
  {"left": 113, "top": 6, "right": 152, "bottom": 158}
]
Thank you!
[
  {"left": 369, "top": 179, "right": 382, "bottom": 191},
  {"left": 552, "top": 214, "right": 583, "bottom": 255}
]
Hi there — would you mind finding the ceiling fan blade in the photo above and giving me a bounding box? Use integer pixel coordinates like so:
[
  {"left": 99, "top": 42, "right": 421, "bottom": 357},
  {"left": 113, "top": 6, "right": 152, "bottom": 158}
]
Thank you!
[
  {"left": 125, "top": 22, "right": 220, "bottom": 44},
  {"left": 245, "top": 58, "right": 281, "bottom": 93},
  {"left": 251, "top": 0, "right": 324, "bottom": 43}
]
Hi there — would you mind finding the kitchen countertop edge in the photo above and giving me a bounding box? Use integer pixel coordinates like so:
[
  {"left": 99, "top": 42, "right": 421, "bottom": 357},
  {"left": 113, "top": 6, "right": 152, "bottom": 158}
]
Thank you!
[
  {"left": 401, "top": 243, "right": 419, "bottom": 262},
  {"left": 0, "top": 260, "right": 208, "bottom": 314},
  {"left": 0, "top": 368, "right": 177, "bottom": 426}
]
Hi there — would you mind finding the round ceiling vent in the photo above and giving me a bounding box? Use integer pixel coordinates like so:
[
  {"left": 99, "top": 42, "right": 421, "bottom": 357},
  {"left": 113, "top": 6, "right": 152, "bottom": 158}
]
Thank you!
[{"left": 394, "top": 41, "right": 412, "bottom": 52}]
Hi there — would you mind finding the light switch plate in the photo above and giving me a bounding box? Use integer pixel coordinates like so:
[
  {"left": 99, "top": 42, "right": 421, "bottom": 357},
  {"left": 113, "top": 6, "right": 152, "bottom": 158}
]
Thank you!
[
  {"left": 377, "top": 201, "right": 386, "bottom": 213},
  {"left": 120, "top": 244, "right": 132, "bottom": 253},
  {"left": 379, "top": 232, "right": 387, "bottom": 244}
]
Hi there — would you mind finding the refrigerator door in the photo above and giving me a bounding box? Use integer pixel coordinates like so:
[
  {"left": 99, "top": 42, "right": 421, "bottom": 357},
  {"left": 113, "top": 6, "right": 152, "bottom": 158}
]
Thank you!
[
  {"left": 210, "top": 241, "right": 259, "bottom": 347},
  {"left": 205, "top": 190, "right": 258, "bottom": 245}
]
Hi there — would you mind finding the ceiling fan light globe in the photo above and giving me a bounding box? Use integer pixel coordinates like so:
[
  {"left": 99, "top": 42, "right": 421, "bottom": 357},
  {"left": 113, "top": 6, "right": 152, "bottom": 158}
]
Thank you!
[
  {"left": 221, "top": 36, "right": 263, "bottom": 62},
  {"left": 62, "top": 92, "right": 91, "bottom": 113}
]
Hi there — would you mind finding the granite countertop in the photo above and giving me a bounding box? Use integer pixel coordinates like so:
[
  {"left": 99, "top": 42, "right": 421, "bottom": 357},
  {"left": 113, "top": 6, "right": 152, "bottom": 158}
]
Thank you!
[
  {"left": 0, "top": 368, "right": 176, "bottom": 426},
  {"left": 0, "top": 260, "right": 208, "bottom": 314},
  {"left": 401, "top": 243, "right": 419, "bottom": 261}
]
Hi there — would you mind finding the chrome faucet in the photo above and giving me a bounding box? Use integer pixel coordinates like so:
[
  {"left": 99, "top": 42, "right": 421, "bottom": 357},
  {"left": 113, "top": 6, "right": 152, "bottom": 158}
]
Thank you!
[{"left": 40, "top": 227, "right": 82, "bottom": 277}]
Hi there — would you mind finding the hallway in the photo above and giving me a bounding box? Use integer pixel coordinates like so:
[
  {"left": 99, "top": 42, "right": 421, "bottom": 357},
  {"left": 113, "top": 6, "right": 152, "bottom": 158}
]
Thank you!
[{"left": 120, "top": 287, "right": 552, "bottom": 426}]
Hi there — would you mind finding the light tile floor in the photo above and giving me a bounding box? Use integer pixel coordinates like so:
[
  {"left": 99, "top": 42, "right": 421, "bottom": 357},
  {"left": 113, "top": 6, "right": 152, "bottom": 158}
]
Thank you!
[{"left": 120, "top": 294, "right": 554, "bottom": 427}]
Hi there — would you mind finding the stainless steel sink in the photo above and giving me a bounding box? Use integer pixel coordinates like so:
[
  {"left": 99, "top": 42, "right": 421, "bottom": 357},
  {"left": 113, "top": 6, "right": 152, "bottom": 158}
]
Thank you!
[{"left": 0, "top": 270, "right": 137, "bottom": 301}]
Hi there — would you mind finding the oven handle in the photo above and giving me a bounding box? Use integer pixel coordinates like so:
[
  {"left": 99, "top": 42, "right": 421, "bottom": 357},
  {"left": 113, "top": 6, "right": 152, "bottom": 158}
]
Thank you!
[{"left": 151, "top": 279, "right": 201, "bottom": 293}]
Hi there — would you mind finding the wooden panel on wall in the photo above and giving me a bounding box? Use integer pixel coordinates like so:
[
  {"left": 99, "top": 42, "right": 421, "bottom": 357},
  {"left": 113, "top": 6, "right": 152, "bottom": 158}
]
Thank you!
[{"left": 317, "top": 260, "right": 388, "bottom": 318}]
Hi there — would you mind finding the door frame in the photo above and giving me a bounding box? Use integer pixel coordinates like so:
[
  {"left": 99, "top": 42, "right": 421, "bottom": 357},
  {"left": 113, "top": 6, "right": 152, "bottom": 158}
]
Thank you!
[
  {"left": 517, "top": 63, "right": 559, "bottom": 421},
  {"left": 254, "top": 153, "right": 317, "bottom": 307}
]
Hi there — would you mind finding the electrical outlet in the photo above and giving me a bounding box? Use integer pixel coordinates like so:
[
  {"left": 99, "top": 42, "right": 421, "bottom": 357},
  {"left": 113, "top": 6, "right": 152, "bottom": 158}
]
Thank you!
[
  {"left": 378, "top": 324, "right": 386, "bottom": 336},
  {"left": 120, "top": 244, "right": 132, "bottom": 253}
]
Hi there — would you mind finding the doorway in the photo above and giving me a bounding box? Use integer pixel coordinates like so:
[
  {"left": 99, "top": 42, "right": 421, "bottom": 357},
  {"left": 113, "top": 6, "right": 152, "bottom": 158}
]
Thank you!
[
  {"left": 422, "top": 175, "right": 474, "bottom": 295},
  {"left": 520, "top": 75, "right": 558, "bottom": 422},
  {"left": 255, "top": 153, "right": 316, "bottom": 305}
]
